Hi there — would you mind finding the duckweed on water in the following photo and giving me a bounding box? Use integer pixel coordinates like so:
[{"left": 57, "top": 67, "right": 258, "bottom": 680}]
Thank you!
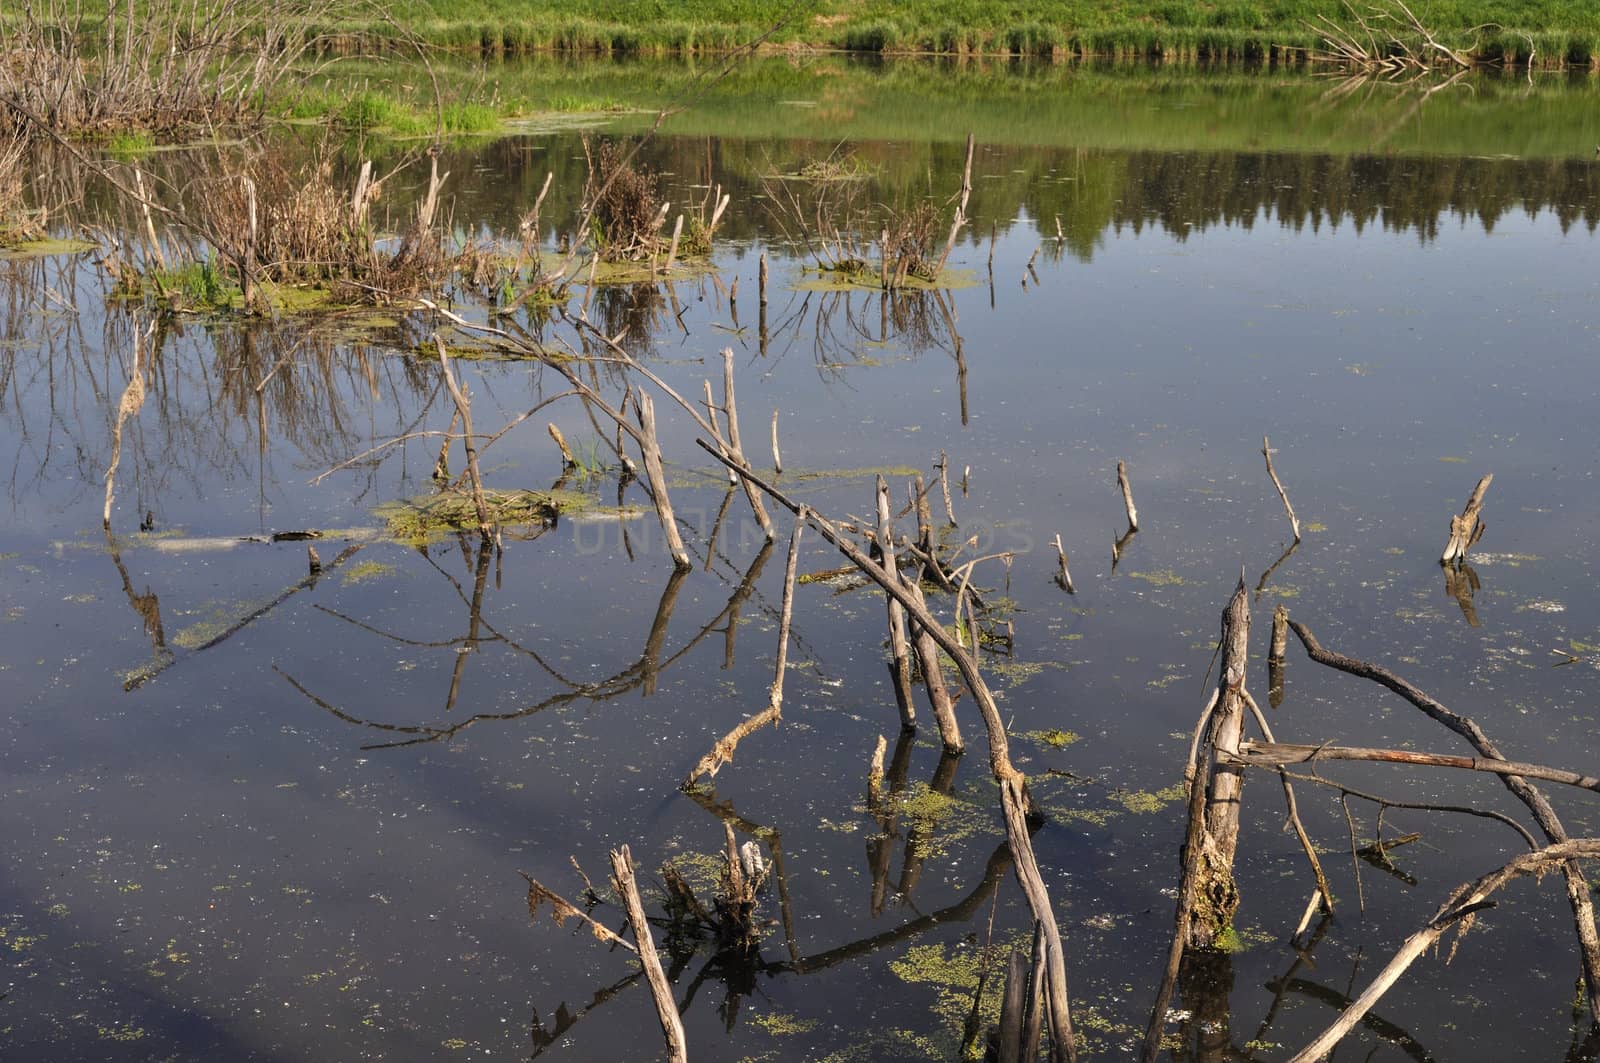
[
  {"left": 1114, "top": 783, "right": 1186, "bottom": 815},
  {"left": 1128, "top": 569, "right": 1187, "bottom": 587},
  {"left": 895, "top": 782, "right": 994, "bottom": 859},
  {"left": 749, "top": 1011, "right": 818, "bottom": 1035}
]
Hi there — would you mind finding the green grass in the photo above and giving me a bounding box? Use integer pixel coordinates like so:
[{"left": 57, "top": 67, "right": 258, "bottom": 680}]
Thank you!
[
  {"left": 105, "top": 132, "right": 156, "bottom": 158},
  {"left": 329, "top": 0, "right": 1600, "bottom": 65}
]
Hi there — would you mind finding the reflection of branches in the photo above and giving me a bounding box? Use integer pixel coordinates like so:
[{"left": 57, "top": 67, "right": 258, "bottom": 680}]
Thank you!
[
  {"left": 528, "top": 971, "right": 642, "bottom": 1060},
  {"left": 126, "top": 542, "right": 362, "bottom": 691},
  {"left": 1266, "top": 976, "right": 1435, "bottom": 1063},
  {"left": 284, "top": 541, "right": 776, "bottom": 750},
  {"left": 106, "top": 525, "right": 171, "bottom": 675}
]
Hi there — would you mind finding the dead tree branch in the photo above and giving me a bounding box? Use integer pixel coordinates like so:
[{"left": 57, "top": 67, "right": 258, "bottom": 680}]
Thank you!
[
  {"left": 1287, "top": 840, "right": 1600, "bottom": 1062},
  {"left": 1290, "top": 620, "right": 1600, "bottom": 1016}
]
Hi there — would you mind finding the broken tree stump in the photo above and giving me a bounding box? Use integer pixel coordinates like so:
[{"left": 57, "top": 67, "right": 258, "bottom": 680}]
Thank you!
[{"left": 1440, "top": 473, "right": 1491, "bottom": 565}]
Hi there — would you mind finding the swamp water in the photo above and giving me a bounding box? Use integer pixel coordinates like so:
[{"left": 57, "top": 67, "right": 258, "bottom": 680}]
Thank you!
[{"left": 5, "top": 58, "right": 1600, "bottom": 1060}]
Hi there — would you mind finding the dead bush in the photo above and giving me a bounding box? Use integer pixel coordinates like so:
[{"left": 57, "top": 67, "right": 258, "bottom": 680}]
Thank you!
[
  {"left": 584, "top": 139, "right": 666, "bottom": 262},
  {"left": 0, "top": 0, "right": 337, "bottom": 140}
]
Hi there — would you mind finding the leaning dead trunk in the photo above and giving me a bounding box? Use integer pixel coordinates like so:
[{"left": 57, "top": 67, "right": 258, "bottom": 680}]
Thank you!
[{"left": 1190, "top": 578, "right": 1251, "bottom": 946}]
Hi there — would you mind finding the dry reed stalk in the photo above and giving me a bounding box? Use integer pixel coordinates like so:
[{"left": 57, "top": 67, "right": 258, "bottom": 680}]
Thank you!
[
  {"left": 547, "top": 423, "right": 577, "bottom": 468},
  {"left": 634, "top": 392, "right": 692, "bottom": 570},
  {"left": 664, "top": 214, "right": 683, "bottom": 272},
  {"left": 1288, "top": 841, "right": 1600, "bottom": 1062},
  {"left": 937, "top": 450, "right": 957, "bottom": 526},
  {"left": 933, "top": 132, "right": 975, "bottom": 276},
  {"left": 721, "top": 348, "right": 774, "bottom": 540},
  {"left": 1292, "top": 620, "right": 1600, "bottom": 1015}
]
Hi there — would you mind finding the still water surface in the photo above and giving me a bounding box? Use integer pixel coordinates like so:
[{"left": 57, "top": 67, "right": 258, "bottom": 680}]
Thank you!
[{"left": 3, "top": 57, "right": 1600, "bottom": 1061}]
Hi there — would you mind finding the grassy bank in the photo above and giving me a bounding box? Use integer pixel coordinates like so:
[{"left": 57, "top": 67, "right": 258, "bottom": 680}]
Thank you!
[{"left": 347, "top": 0, "right": 1600, "bottom": 66}]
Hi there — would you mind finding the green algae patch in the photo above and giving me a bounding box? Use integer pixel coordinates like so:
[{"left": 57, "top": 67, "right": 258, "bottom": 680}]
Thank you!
[
  {"left": 893, "top": 782, "right": 994, "bottom": 860},
  {"left": 1114, "top": 783, "right": 1185, "bottom": 815},
  {"left": 792, "top": 267, "right": 978, "bottom": 293},
  {"left": 791, "top": 465, "right": 921, "bottom": 483},
  {"left": 749, "top": 1011, "right": 818, "bottom": 1036},
  {"left": 889, "top": 940, "right": 1015, "bottom": 1059},
  {"left": 340, "top": 560, "right": 397, "bottom": 586},
  {"left": 1128, "top": 569, "right": 1187, "bottom": 587},
  {"left": 172, "top": 595, "right": 283, "bottom": 650},
  {"left": 0, "top": 238, "right": 97, "bottom": 259},
  {"left": 580, "top": 257, "right": 718, "bottom": 286}
]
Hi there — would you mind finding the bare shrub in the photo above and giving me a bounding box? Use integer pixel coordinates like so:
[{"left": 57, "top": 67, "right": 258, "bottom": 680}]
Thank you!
[
  {"left": 882, "top": 200, "right": 941, "bottom": 283},
  {"left": 0, "top": 0, "right": 338, "bottom": 139},
  {"left": 188, "top": 149, "right": 454, "bottom": 307},
  {"left": 584, "top": 139, "right": 666, "bottom": 262}
]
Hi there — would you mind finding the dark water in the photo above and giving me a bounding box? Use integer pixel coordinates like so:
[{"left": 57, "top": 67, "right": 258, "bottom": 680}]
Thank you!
[{"left": 5, "top": 59, "right": 1600, "bottom": 1061}]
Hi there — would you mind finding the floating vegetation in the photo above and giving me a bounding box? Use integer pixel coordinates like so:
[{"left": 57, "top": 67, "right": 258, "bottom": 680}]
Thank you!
[
  {"left": 375, "top": 490, "right": 570, "bottom": 544},
  {"left": 888, "top": 941, "right": 1007, "bottom": 1060},
  {"left": 1128, "top": 569, "right": 1187, "bottom": 587},
  {"left": 1113, "top": 783, "right": 1186, "bottom": 815},
  {"left": 749, "top": 1010, "right": 819, "bottom": 1036},
  {"left": 1024, "top": 728, "right": 1081, "bottom": 749}
]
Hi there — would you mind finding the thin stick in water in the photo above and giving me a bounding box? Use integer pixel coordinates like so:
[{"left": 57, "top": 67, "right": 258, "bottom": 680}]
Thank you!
[{"left": 1262, "top": 435, "right": 1301, "bottom": 542}]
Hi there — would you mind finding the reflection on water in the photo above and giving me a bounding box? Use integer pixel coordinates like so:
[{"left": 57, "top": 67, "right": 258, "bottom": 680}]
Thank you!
[{"left": 6, "top": 62, "right": 1600, "bottom": 1061}]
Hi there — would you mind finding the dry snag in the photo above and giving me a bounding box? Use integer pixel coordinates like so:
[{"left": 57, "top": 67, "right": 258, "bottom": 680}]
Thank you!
[
  {"left": 1116, "top": 460, "right": 1139, "bottom": 532},
  {"left": 1440, "top": 472, "right": 1491, "bottom": 565}
]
